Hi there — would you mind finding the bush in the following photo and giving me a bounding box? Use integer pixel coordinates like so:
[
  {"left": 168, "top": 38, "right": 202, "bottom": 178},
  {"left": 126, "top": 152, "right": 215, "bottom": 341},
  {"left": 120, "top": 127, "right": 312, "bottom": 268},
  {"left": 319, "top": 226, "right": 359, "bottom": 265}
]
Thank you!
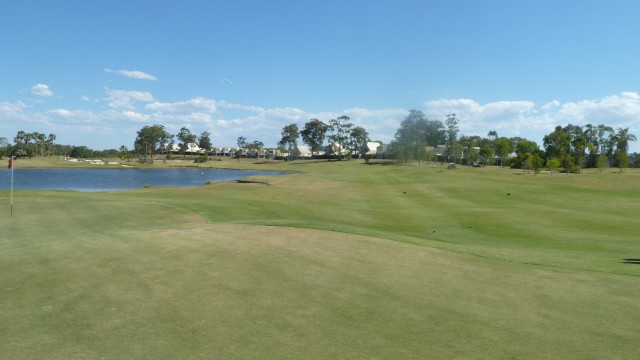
[{"left": 194, "top": 155, "right": 209, "bottom": 163}]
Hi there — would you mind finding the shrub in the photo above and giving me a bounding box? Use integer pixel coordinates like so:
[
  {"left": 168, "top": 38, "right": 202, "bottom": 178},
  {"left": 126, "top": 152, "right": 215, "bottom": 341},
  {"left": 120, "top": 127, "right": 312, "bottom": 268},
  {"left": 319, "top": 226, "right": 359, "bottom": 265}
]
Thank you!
[{"left": 194, "top": 155, "right": 209, "bottom": 163}]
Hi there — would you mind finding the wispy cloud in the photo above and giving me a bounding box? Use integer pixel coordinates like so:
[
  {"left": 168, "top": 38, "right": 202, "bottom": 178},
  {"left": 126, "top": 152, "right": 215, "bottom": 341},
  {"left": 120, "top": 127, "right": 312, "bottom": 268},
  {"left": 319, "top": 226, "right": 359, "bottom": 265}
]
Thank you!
[
  {"left": 31, "top": 83, "right": 54, "bottom": 97},
  {"left": 105, "top": 89, "right": 155, "bottom": 110},
  {"left": 146, "top": 97, "right": 217, "bottom": 113},
  {"left": 105, "top": 68, "right": 158, "bottom": 81}
]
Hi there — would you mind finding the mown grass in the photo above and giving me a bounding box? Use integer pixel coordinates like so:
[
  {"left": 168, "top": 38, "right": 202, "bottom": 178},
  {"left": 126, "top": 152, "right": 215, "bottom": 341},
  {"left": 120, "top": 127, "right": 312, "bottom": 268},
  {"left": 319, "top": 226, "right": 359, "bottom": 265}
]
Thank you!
[{"left": 1, "top": 159, "right": 639, "bottom": 358}]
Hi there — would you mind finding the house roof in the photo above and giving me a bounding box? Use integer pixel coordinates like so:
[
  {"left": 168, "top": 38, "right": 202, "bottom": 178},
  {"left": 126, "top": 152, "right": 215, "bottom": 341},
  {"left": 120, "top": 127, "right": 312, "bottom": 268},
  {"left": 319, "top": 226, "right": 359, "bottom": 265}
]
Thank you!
[
  {"left": 365, "top": 141, "right": 382, "bottom": 155},
  {"left": 295, "top": 144, "right": 312, "bottom": 157}
]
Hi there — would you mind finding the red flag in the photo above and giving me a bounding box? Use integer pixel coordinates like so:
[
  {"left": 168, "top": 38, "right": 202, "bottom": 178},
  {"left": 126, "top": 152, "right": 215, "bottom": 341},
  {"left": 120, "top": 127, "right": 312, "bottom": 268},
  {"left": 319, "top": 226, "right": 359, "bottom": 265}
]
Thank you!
[{"left": 7, "top": 157, "right": 13, "bottom": 169}]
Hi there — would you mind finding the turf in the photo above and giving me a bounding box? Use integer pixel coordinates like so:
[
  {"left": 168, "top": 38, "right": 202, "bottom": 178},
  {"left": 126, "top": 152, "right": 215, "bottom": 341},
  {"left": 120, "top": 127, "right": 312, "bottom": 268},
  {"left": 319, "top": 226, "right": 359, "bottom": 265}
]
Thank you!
[{"left": 1, "top": 159, "right": 639, "bottom": 358}]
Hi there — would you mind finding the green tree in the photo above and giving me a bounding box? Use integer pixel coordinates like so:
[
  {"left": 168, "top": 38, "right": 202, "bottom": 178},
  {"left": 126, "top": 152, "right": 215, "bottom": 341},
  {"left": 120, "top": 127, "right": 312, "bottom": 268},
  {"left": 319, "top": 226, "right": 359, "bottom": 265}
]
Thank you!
[
  {"left": 247, "top": 140, "right": 264, "bottom": 158},
  {"left": 118, "top": 145, "right": 131, "bottom": 161},
  {"left": 14, "top": 130, "right": 26, "bottom": 145},
  {"left": 571, "top": 128, "right": 594, "bottom": 173},
  {"left": 0, "top": 137, "right": 9, "bottom": 158},
  {"left": 613, "top": 127, "right": 637, "bottom": 173},
  {"left": 479, "top": 146, "right": 495, "bottom": 166},
  {"left": 547, "top": 158, "right": 560, "bottom": 175},
  {"left": 544, "top": 126, "right": 574, "bottom": 172},
  {"left": 412, "top": 142, "right": 428, "bottom": 165},
  {"left": 394, "top": 110, "right": 429, "bottom": 147},
  {"left": 596, "top": 124, "right": 615, "bottom": 166},
  {"left": 494, "top": 137, "right": 513, "bottom": 167},
  {"left": 596, "top": 154, "right": 609, "bottom": 173},
  {"left": 46, "top": 133, "right": 56, "bottom": 157},
  {"left": 236, "top": 137, "right": 247, "bottom": 148},
  {"left": 487, "top": 130, "right": 498, "bottom": 143},
  {"left": 392, "top": 110, "right": 445, "bottom": 163},
  {"left": 328, "top": 115, "right": 352, "bottom": 160},
  {"left": 583, "top": 123, "right": 598, "bottom": 167},
  {"left": 177, "top": 127, "right": 197, "bottom": 157},
  {"left": 279, "top": 123, "right": 300, "bottom": 160},
  {"left": 511, "top": 139, "right": 541, "bottom": 169},
  {"left": 522, "top": 152, "right": 544, "bottom": 174},
  {"left": 134, "top": 124, "right": 171, "bottom": 162},
  {"left": 70, "top": 146, "right": 94, "bottom": 158},
  {"left": 444, "top": 113, "right": 459, "bottom": 162},
  {"left": 236, "top": 136, "right": 247, "bottom": 161},
  {"left": 465, "top": 145, "right": 479, "bottom": 166},
  {"left": 300, "top": 118, "right": 329, "bottom": 157},
  {"left": 348, "top": 126, "right": 369, "bottom": 157},
  {"left": 198, "top": 131, "right": 213, "bottom": 154}
]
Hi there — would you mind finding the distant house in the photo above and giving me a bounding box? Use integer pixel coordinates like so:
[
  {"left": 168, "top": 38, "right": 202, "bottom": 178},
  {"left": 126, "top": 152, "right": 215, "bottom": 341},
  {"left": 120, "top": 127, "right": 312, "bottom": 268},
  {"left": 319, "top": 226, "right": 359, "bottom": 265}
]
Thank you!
[
  {"left": 245, "top": 148, "right": 268, "bottom": 158},
  {"left": 364, "top": 141, "right": 384, "bottom": 157},
  {"left": 267, "top": 148, "right": 283, "bottom": 159},
  {"left": 169, "top": 143, "right": 204, "bottom": 154},
  {"left": 293, "top": 145, "right": 312, "bottom": 158},
  {"left": 214, "top": 147, "right": 236, "bottom": 157},
  {"left": 329, "top": 144, "right": 350, "bottom": 158}
]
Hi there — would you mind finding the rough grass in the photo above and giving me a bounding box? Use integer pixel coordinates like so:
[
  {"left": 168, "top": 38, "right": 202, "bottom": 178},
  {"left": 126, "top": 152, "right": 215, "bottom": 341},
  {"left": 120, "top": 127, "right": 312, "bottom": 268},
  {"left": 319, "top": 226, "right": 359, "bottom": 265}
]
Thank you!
[{"left": 1, "top": 160, "right": 639, "bottom": 359}]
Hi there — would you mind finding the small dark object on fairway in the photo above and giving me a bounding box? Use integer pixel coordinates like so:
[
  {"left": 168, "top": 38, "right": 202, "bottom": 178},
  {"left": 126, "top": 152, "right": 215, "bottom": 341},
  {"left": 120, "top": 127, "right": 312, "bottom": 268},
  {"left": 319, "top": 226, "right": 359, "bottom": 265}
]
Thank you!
[
  {"left": 431, "top": 230, "right": 436, "bottom": 233},
  {"left": 622, "top": 258, "right": 640, "bottom": 265},
  {"left": 403, "top": 191, "right": 406, "bottom": 194},
  {"left": 507, "top": 193, "right": 511, "bottom": 196}
]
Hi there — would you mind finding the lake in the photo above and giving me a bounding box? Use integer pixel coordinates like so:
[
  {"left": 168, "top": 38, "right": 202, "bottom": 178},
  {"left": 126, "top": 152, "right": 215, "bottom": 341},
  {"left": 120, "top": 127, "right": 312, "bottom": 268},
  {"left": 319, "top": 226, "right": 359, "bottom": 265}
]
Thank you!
[{"left": 0, "top": 168, "right": 287, "bottom": 192}]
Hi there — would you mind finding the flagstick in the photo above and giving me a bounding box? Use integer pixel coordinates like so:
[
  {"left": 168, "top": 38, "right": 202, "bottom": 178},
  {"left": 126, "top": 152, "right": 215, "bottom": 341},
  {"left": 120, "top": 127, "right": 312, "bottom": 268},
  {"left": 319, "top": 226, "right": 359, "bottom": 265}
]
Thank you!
[{"left": 10, "top": 157, "right": 14, "bottom": 216}]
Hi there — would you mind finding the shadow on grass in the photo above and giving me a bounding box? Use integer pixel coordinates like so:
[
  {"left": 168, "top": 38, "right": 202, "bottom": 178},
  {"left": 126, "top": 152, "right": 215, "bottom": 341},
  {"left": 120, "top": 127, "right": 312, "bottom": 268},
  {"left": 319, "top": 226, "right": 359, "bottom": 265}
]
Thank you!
[
  {"left": 622, "top": 258, "right": 640, "bottom": 265},
  {"left": 363, "top": 160, "right": 399, "bottom": 166}
]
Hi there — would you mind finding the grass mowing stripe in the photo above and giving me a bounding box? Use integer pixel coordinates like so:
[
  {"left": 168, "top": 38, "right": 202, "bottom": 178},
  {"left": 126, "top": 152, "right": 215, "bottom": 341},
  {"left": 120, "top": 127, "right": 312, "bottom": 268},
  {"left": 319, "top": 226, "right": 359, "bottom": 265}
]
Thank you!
[{"left": 2, "top": 160, "right": 639, "bottom": 358}]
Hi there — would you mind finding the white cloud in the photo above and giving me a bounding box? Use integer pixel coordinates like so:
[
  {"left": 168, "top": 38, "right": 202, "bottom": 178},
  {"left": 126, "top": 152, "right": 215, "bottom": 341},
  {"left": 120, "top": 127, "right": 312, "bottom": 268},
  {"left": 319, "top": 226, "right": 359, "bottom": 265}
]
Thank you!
[
  {"left": 419, "top": 93, "right": 640, "bottom": 151},
  {"left": 146, "top": 97, "right": 217, "bottom": 113},
  {"left": 105, "top": 89, "right": 155, "bottom": 110},
  {"left": 424, "top": 98, "right": 541, "bottom": 137},
  {"left": 542, "top": 100, "right": 560, "bottom": 110},
  {"left": 105, "top": 68, "right": 158, "bottom": 81},
  {"left": 120, "top": 110, "right": 151, "bottom": 122},
  {"left": 556, "top": 92, "right": 640, "bottom": 125},
  {"left": 48, "top": 109, "right": 74, "bottom": 117},
  {"left": 0, "top": 100, "right": 27, "bottom": 115},
  {"left": 31, "top": 83, "right": 53, "bottom": 97}
]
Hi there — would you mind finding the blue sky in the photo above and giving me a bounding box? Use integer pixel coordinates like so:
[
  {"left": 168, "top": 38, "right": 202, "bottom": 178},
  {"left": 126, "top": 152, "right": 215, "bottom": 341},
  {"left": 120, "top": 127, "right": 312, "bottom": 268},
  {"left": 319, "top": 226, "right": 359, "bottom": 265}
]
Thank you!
[{"left": 2, "top": 0, "right": 640, "bottom": 152}]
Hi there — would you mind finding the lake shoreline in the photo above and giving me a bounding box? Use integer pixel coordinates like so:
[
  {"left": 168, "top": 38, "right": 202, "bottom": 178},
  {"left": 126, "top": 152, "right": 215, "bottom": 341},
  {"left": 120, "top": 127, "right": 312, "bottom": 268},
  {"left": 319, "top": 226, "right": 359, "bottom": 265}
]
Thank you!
[
  {"left": 0, "top": 167, "right": 288, "bottom": 192},
  {"left": 2, "top": 156, "right": 290, "bottom": 171}
]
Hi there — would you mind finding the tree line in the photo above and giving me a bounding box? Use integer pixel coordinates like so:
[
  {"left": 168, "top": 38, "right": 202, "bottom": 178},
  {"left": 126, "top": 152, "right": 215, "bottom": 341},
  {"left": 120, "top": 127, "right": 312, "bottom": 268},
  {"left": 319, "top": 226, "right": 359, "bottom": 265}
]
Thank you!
[
  {"left": 278, "top": 115, "right": 369, "bottom": 160},
  {"left": 390, "top": 109, "right": 638, "bottom": 173},
  {"left": 0, "top": 131, "right": 126, "bottom": 160},
  {"left": 2, "top": 110, "right": 637, "bottom": 172},
  {"left": 130, "top": 115, "right": 371, "bottom": 163},
  {"left": 1, "top": 131, "right": 57, "bottom": 158}
]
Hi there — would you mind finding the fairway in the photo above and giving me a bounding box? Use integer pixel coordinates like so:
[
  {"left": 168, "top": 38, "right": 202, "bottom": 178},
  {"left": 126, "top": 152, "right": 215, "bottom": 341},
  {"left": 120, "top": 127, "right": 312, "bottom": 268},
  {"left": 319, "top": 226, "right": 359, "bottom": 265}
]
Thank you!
[{"left": 1, "top": 160, "right": 639, "bottom": 359}]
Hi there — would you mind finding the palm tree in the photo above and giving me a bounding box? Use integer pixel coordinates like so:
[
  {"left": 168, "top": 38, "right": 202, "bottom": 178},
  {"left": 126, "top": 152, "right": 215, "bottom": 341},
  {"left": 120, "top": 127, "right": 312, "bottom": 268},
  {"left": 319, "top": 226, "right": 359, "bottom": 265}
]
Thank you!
[
  {"left": 47, "top": 134, "right": 56, "bottom": 156},
  {"left": 613, "top": 127, "right": 637, "bottom": 172},
  {"left": 596, "top": 124, "right": 615, "bottom": 166},
  {"left": 36, "top": 133, "right": 46, "bottom": 156},
  {"left": 571, "top": 126, "right": 594, "bottom": 173},
  {"left": 15, "top": 130, "right": 26, "bottom": 145}
]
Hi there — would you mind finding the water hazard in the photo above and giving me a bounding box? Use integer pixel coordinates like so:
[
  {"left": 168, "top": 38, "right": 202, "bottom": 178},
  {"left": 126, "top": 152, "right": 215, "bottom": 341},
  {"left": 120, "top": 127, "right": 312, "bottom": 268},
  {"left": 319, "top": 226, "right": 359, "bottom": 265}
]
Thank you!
[{"left": 0, "top": 168, "right": 286, "bottom": 192}]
